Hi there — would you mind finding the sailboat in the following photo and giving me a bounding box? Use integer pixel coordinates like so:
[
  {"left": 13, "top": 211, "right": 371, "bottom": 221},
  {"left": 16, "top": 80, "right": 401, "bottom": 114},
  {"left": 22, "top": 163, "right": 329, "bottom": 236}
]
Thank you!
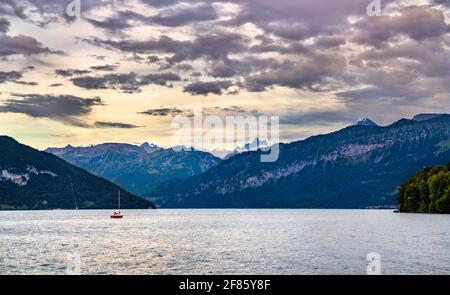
[{"left": 110, "top": 189, "right": 124, "bottom": 219}]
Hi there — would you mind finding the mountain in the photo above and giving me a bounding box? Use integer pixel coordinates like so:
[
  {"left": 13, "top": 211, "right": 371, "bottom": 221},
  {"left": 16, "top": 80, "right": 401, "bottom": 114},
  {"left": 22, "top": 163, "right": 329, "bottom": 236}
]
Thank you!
[
  {"left": 140, "top": 142, "right": 161, "bottom": 153},
  {"left": 0, "top": 136, "right": 154, "bottom": 210},
  {"left": 46, "top": 143, "right": 221, "bottom": 195},
  {"left": 151, "top": 115, "right": 450, "bottom": 208},
  {"left": 224, "top": 138, "right": 270, "bottom": 160},
  {"left": 355, "top": 118, "right": 378, "bottom": 126},
  {"left": 398, "top": 163, "right": 450, "bottom": 213}
]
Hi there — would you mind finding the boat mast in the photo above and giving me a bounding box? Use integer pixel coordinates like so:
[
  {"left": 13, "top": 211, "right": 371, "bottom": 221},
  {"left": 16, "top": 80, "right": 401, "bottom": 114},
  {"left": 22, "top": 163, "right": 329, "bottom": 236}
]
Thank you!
[
  {"left": 118, "top": 189, "right": 121, "bottom": 212},
  {"left": 69, "top": 176, "right": 79, "bottom": 210}
]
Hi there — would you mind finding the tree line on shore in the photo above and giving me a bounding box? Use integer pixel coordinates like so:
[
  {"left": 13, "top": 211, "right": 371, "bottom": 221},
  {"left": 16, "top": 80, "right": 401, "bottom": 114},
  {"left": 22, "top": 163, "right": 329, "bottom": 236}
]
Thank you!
[{"left": 398, "top": 163, "right": 450, "bottom": 213}]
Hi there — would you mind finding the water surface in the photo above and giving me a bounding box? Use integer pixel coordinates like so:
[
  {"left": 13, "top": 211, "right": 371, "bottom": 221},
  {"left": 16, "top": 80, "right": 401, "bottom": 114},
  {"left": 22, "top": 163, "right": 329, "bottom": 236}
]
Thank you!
[{"left": 1, "top": 209, "right": 449, "bottom": 274}]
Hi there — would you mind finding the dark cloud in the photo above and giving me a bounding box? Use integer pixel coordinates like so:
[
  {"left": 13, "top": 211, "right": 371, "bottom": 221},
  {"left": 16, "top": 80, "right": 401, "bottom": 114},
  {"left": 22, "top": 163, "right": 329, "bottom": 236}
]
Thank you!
[
  {"left": 12, "top": 80, "right": 38, "bottom": 86},
  {"left": 86, "top": 15, "right": 132, "bottom": 33},
  {"left": 139, "top": 0, "right": 180, "bottom": 7},
  {"left": 0, "top": 18, "right": 10, "bottom": 33},
  {"left": 183, "top": 80, "right": 233, "bottom": 96},
  {"left": 0, "top": 71, "right": 36, "bottom": 86},
  {"left": 86, "top": 32, "right": 247, "bottom": 65},
  {"left": 315, "top": 36, "right": 346, "bottom": 48},
  {"left": 85, "top": 35, "right": 186, "bottom": 55},
  {"left": 94, "top": 121, "right": 140, "bottom": 129},
  {"left": 0, "top": 94, "right": 102, "bottom": 127},
  {"left": 0, "top": 0, "right": 27, "bottom": 20},
  {"left": 0, "top": 71, "right": 23, "bottom": 84},
  {"left": 224, "top": 0, "right": 392, "bottom": 40},
  {"left": 245, "top": 54, "right": 347, "bottom": 92},
  {"left": 139, "top": 107, "right": 185, "bottom": 117},
  {"left": 432, "top": 0, "right": 450, "bottom": 7},
  {"left": 0, "top": 34, "right": 62, "bottom": 57},
  {"left": 71, "top": 72, "right": 181, "bottom": 93},
  {"left": 279, "top": 110, "right": 357, "bottom": 126},
  {"left": 55, "top": 69, "right": 92, "bottom": 77},
  {"left": 354, "top": 6, "right": 449, "bottom": 46},
  {"left": 175, "top": 64, "right": 195, "bottom": 72},
  {"left": 86, "top": 3, "right": 218, "bottom": 34},
  {"left": 150, "top": 3, "right": 218, "bottom": 27},
  {"left": 49, "top": 83, "right": 63, "bottom": 87},
  {"left": 90, "top": 64, "right": 118, "bottom": 71},
  {"left": 209, "top": 62, "right": 236, "bottom": 78}
]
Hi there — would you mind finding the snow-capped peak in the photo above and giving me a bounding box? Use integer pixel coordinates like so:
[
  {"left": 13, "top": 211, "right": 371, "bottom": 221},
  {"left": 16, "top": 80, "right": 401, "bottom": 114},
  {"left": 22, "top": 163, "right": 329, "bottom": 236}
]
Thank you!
[{"left": 355, "top": 118, "right": 378, "bottom": 126}]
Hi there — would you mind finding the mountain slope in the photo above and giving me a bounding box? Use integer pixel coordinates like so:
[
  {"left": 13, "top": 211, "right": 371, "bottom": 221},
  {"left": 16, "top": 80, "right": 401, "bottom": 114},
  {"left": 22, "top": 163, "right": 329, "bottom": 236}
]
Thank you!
[
  {"left": 151, "top": 115, "right": 450, "bottom": 208},
  {"left": 46, "top": 143, "right": 221, "bottom": 195},
  {"left": 0, "top": 136, "right": 154, "bottom": 210}
]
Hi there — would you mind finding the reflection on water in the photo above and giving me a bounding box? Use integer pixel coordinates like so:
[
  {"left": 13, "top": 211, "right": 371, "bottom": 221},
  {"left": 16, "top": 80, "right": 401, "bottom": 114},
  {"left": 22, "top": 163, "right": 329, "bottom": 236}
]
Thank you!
[{"left": 1, "top": 209, "right": 449, "bottom": 274}]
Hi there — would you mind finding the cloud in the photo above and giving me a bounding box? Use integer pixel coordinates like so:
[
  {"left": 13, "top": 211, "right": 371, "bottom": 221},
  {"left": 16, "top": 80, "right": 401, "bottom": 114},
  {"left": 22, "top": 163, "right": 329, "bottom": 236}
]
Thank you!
[
  {"left": 150, "top": 3, "right": 218, "bottom": 27},
  {"left": 315, "top": 36, "right": 346, "bottom": 48},
  {"left": 49, "top": 83, "right": 63, "bottom": 87},
  {"left": 90, "top": 64, "right": 118, "bottom": 71},
  {"left": 0, "top": 71, "right": 36, "bottom": 86},
  {"left": 245, "top": 54, "right": 347, "bottom": 92},
  {"left": 0, "top": 18, "right": 10, "bottom": 33},
  {"left": 0, "top": 94, "right": 102, "bottom": 127},
  {"left": 94, "top": 121, "right": 140, "bottom": 129},
  {"left": 0, "top": 71, "right": 23, "bottom": 84},
  {"left": 354, "top": 6, "right": 449, "bottom": 46},
  {"left": 139, "top": 107, "right": 185, "bottom": 117},
  {"left": 0, "top": 0, "right": 27, "bottom": 20},
  {"left": 86, "top": 32, "right": 247, "bottom": 64},
  {"left": 183, "top": 80, "right": 233, "bottom": 96},
  {"left": 139, "top": 0, "right": 180, "bottom": 7},
  {"left": 86, "top": 15, "right": 133, "bottom": 33},
  {"left": 0, "top": 34, "right": 62, "bottom": 57},
  {"left": 55, "top": 69, "right": 92, "bottom": 77},
  {"left": 279, "top": 110, "right": 357, "bottom": 126},
  {"left": 71, "top": 72, "right": 181, "bottom": 93},
  {"left": 432, "top": 0, "right": 450, "bottom": 7}
]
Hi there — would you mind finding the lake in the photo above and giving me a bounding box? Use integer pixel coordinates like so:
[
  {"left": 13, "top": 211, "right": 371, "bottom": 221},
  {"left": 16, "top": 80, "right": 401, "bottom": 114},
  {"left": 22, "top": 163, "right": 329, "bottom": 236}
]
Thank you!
[{"left": 1, "top": 209, "right": 449, "bottom": 275}]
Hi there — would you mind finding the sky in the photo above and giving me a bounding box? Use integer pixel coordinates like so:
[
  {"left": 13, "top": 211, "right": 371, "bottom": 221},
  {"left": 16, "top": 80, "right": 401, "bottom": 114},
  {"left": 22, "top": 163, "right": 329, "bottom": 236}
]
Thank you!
[{"left": 0, "top": 0, "right": 449, "bottom": 150}]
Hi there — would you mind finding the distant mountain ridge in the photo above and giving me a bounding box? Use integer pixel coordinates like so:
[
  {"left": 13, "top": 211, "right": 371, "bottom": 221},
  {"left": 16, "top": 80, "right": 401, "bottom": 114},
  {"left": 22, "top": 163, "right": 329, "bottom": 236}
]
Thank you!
[
  {"left": 151, "top": 114, "right": 450, "bottom": 208},
  {"left": 224, "top": 138, "right": 270, "bottom": 160},
  {"left": 46, "top": 142, "right": 221, "bottom": 195},
  {"left": 0, "top": 136, "right": 153, "bottom": 210}
]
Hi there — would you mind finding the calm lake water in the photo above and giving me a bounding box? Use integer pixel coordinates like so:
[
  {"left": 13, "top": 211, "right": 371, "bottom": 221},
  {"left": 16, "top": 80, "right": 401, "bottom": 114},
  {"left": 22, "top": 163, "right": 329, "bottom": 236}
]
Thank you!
[{"left": 1, "top": 209, "right": 449, "bottom": 275}]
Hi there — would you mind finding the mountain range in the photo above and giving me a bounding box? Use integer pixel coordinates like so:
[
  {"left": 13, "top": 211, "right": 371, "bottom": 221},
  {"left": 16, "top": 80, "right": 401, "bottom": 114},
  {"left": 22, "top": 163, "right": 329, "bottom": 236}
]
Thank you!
[
  {"left": 46, "top": 143, "right": 220, "bottom": 195},
  {"left": 223, "top": 138, "right": 269, "bottom": 160},
  {"left": 150, "top": 114, "right": 450, "bottom": 208},
  {"left": 0, "top": 136, "right": 154, "bottom": 210}
]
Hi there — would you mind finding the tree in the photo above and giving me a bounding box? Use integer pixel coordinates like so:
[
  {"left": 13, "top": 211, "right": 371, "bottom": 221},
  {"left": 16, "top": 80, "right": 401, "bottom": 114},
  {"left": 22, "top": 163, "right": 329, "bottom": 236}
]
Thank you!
[{"left": 398, "top": 166, "right": 450, "bottom": 214}]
